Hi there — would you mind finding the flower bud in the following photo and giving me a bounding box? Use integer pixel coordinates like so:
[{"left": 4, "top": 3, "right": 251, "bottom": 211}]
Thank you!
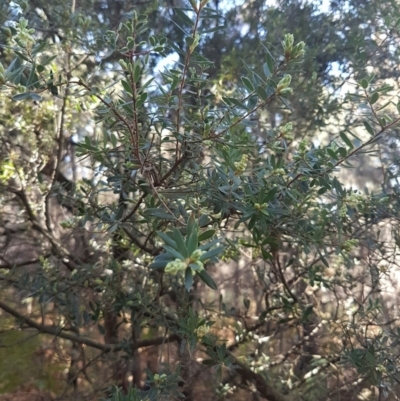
[
  {"left": 191, "top": 249, "right": 204, "bottom": 261},
  {"left": 277, "top": 74, "right": 292, "bottom": 91},
  {"left": 234, "top": 154, "right": 249, "bottom": 176},
  {"left": 165, "top": 259, "right": 187, "bottom": 274},
  {"left": 278, "top": 87, "right": 293, "bottom": 96},
  {"left": 282, "top": 33, "right": 294, "bottom": 52},
  {"left": 294, "top": 41, "right": 306, "bottom": 57}
]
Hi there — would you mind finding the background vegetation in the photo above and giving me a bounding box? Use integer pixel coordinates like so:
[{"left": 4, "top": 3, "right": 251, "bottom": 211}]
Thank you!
[{"left": 1, "top": 0, "right": 400, "bottom": 400}]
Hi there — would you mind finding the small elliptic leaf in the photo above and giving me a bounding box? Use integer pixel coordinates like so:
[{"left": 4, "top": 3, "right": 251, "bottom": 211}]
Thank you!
[
  {"left": 360, "top": 78, "right": 368, "bottom": 89},
  {"left": 338, "top": 147, "right": 347, "bottom": 158},
  {"left": 327, "top": 148, "right": 337, "bottom": 159},
  {"left": 265, "top": 52, "right": 274, "bottom": 76},
  {"left": 369, "top": 92, "right": 379, "bottom": 105},
  {"left": 263, "top": 62, "right": 271, "bottom": 78},
  {"left": 340, "top": 132, "right": 354, "bottom": 149},
  {"left": 363, "top": 121, "right": 375, "bottom": 136},
  {"left": 198, "top": 229, "right": 216, "bottom": 242},
  {"left": 121, "top": 79, "right": 132, "bottom": 95},
  {"left": 241, "top": 76, "right": 254, "bottom": 91},
  {"left": 256, "top": 85, "right": 268, "bottom": 101},
  {"left": 136, "top": 92, "right": 147, "bottom": 108},
  {"left": 133, "top": 63, "right": 141, "bottom": 83}
]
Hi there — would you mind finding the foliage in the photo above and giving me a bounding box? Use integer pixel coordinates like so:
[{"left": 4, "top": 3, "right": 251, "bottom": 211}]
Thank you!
[{"left": 1, "top": 1, "right": 400, "bottom": 401}]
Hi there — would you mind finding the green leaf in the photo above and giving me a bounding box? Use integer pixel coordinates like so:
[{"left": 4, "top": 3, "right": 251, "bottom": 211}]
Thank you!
[
  {"left": 222, "top": 96, "right": 232, "bottom": 106},
  {"left": 127, "top": 39, "right": 135, "bottom": 51},
  {"left": 360, "top": 79, "right": 368, "bottom": 89},
  {"left": 318, "top": 176, "right": 331, "bottom": 189},
  {"left": 177, "top": 201, "right": 189, "bottom": 219},
  {"left": 172, "top": 228, "right": 189, "bottom": 257},
  {"left": 151, "top": 35, "right": 159, "bottom": 46},
  {"left": 31, "top": 42, "right": 47, "bottom": 57},
  {"left": 174, "top": 8, "right": 194, "bottom": 26},
  {"left": 320, "top": 255, "right": 329, "bottom": 267},
  {"left": 110, "top": 133, "right": 117, "bottom": 147},
  {"left": 141, "top": 77, "right": 155, "bottom": 91},
  {"left": 26, "top": 64, "right": 36, "bottom": 88},
  {"left": 163, "top": 245, "right": 185, "bottom": 260},
  {"left": 263, "top": 187, "right": 278, "bottom": 202},
  {"left": 317, "top": 249, "right": 329, "bottom": 267},
  {"left": 48, "top": 84, "right": 58, "bottom": 96},
  {"left": 5, "top": 58, "right": 21, "bottom": 77},
  {"left": 198, "top": 229, "right": 216, "bottom": 242},
  {"left": 247, "top": 95, "right": 258, "bottom": 110},
  {"left": 199, "top": 246, "right": 224, "bottom": 261},
  {"left": 261, "top": 45, "right": 275, "bottom": 76},
  {"left": 369, "top": 92, "right": 379, "bottom": 105},
  {"left": 186, "top": 214, "right": 197, "bottom": 237},
  {"left": 256, "top": 85, "right": 268, "bottom": 101},
  {"left": 189, "top": 263, "right": 202, "bottom": 271},
  {"left": 185, "top": 36, "right": 194, "bottom": 48},
  {"left": 186, "top": 227, "right": 199, "bottom": 255},
  {"left": 149, "top": 254, "right": 174, "bottom": 269},
  {"left": 279, "top": 96, "right": 292, "bottom": 111},
  {"left": 327, "top": 148, "right": 337, "bottom": 159},
  {"left": 340, "top": 132, "right": 354, "bottom": 149},
  {"left": 121, "top": 79, "right": 132, "bottom": 95},
  {"left": 157, "top": 231, "right": 178, "bottom": 248},
  {"left": 198, "top": 269, "right": 217, "bottom": 290},
  {"left": 248, "top": 215, "right": 256, "bottom": 230},
  {"left": 263, "top": 62, "right": 271, "bottom": 78},
  {"left": 12, "top": 92, "right": 42, "bottom": 101},
  {"left": 200, "top": 238, "right": 219, "bottom": 251},
  {"left": 363, "top": 121, "right": 375, "bottom": 136},
  {"left": 144, "top": 208, "right": 176, "bottom": 219},
  {"left": 136, "top": 92, "right": 147, "bottom": 109},
  {"left": 241, "top": 76, "right": 254, "bottom": 91},
  {"left": 185, "top": 268, "right": 194, "bottom": 291},
  {"left": 41, "top": 55, "right": 57, "bottom": 66},
  {"left": 133, "top": 63, "right": 141, "bottom": 83},
  {"left": 223, "top": 96, "right": 247, "bottom": 109}
]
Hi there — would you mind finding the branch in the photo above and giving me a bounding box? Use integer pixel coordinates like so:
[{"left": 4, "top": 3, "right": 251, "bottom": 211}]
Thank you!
[
  {"left": 0, "top": 297, "right": 289, "bottom": 401},
  {"left": 286, "top": 117, "right": 400, "bottom": 189},
  {"left": 229, "top": 352, "right": 289, "bottom": 401},
  {"left": 0, "top": 255, "right": 50, "bottom": 270},
  {"left": 45, "top": 53, "right": 72, "bottom": 233},
  {"left": 0, "top": 300, "right": 179, "bottom": 352},
  {"left": 14, "top": 189, "right": 84, "bottom": 271}
]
